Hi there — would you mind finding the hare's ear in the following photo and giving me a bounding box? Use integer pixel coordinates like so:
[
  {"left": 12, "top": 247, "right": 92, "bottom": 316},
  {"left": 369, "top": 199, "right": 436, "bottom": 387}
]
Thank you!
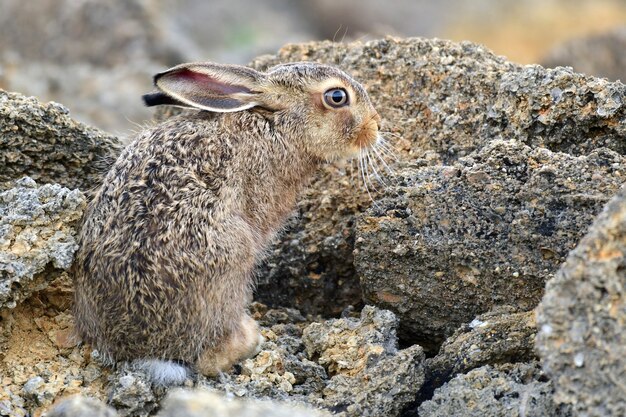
[{"left": 147, "top": 63, "right": 264, "bottom": 112}]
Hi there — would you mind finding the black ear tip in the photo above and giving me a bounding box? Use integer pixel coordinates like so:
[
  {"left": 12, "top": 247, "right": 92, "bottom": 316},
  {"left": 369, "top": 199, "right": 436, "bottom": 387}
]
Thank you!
[{"left": 142, "top": 92, "right": 163, "bottom": 107}]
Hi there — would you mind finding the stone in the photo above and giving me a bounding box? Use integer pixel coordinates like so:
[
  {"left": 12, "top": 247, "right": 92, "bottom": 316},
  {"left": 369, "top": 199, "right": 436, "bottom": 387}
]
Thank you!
[
  {"left": 246, "top": 37, "right": 626, "bottom": 317},
  {"left": 410, "top": 309, "right": 537, "bottom": 409},
  {"left": 302, "top": 306, "right": 425, "bottom": 416},
  {"left": 356, "top": 140, "right": 624, "bottom": 350},
  {"left": 107, "top": 370, "right": 159, "bottom": 417},
  {"left": 0, "top": 178, "right": 86, "bottom": 311},
  {"left": 0, "top": 90, "right": 122, "bottom": 192},
  {"left": 417, "top": 362, "right": 572, "bottom": 417},
  {"left": 157, "top": 389, "right": 329, "bottom": 417},
  {"left": 536, "top": 184, "right": 626, "bottom": 417},
  {"left": 47, "top": 395, "right": 118, "bottom": 417}
]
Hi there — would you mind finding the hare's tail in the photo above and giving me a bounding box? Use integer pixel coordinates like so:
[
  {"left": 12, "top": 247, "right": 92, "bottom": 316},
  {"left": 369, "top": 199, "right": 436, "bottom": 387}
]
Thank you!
[{"left": 133, "top": 359, "right": 189, "bottom": 386}]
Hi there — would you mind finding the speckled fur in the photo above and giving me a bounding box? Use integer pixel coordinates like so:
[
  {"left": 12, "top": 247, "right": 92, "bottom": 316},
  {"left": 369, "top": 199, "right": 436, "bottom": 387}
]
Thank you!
[{"left": 72, "top": 62, "right": 379, "bottom": 378}]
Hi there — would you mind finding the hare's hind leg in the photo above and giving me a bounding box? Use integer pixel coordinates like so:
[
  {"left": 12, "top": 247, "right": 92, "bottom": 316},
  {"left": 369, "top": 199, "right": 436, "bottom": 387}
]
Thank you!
[{"left": 195, "top": 314, "right": 263, "bottom": 376}]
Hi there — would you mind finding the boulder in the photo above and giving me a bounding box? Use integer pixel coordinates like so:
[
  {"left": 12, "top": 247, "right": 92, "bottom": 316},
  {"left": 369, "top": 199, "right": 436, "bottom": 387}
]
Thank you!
[
  {"left": 0, "top": 90, "right": 122, "bottom": 192},
  {"left": 248, "top": 37, "right": 626, "bottom": 317},
  {"left": 355, "top": 140, "right": 624, "bottom": 349},
  {"left": 536, "top": 184, "right": 626, "bottom": 417}
]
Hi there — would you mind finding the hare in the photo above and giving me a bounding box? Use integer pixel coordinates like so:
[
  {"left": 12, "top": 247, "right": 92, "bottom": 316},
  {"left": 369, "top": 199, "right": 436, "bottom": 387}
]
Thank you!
[{"left": 72, "top": 61, "right": 380, "bottom": 385}]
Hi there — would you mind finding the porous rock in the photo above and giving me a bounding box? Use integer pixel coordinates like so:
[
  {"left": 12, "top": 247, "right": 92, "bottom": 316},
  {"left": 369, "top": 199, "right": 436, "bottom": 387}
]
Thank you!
[
  {"left": 0, "top": 178, "right": 86, "bottom": 310},
  {"left": 0, "top": 90, "right": 123, "bottom": 191},
  {"left": 97, "top": 306, "right": 422, "bottom": 417},
  {"left": 536, "top": 184, "right": 626, "bottom": 416},
  {"left": 355, "top": 140, "right": 624, "bottom": 350},
  {"left": 302, "top": 306, "right": 425, "bottom": 417},
  {"left": 410, "top": 308, "right": 537, "bottom": 408},
  {"left": 417, "top": 362, "right": 572, "bottom": 417},
  {"left": 246, "top": 37, "right": 626, "bottom": 316}
]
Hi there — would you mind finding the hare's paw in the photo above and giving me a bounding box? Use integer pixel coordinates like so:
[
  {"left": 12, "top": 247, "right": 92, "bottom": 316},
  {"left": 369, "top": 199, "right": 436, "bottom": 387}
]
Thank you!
[{"left": 195, "top": 315, "right": 263, "bottom": 376}]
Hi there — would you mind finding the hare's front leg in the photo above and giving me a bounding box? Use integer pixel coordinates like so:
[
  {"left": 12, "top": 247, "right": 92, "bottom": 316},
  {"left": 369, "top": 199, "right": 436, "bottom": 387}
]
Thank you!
[{"left": 195, "top": 314, "right": 263, "bottom": 376}]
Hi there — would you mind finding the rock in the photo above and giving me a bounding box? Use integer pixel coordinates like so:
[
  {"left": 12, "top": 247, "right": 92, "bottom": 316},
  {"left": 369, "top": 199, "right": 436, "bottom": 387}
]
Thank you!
[
  {"left": 48, "top": 395, "right": 118, "bottom": 417},
  {"left": 252, "top": 37, "right": 626, "bottom": 160},
  {"left": 107, "top": 370, "right": 160, "bottom": 417},
  {"left": 417, "top": 362, "right": 572, "bottom": 417},
  {"left": 410, "top": 309, "right": 537, "bottom": 409},
  {"left": 157, "top": 388, "right": 328, "bottom": 417},
  {"left": 93, "top": 306, "right": 422, "bottom": 417},
  {"left": 247, "top": 37, "right": 626, "bottom": 317},
  {"left": 302, "top": 306, "right": 425, "bottom": 416},
  {"left": 0, "top": 90, "right": 123, "bottom": 192},
  {"left": 0, "top": 178, "right": 86, "bottom": 310},
  {"left": 536, "top": 184, "right": 626, "bottom": 416},
  {"left": 355, "top": 140, "right": 624, "bottom": 350},
  {"left": 541, "top": 26, "right": 626, "bottom": 82}
]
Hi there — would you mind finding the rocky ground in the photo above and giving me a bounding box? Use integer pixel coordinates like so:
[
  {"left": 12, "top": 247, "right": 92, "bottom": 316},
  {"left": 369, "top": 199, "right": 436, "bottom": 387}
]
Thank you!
[{"left": 1, "top": 37, "right": 625, "bottom": 416}]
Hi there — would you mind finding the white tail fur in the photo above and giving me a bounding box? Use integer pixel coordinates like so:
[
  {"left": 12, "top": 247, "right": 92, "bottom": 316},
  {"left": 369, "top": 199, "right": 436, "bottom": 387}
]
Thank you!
[{"left": 133, "top": 359, "right": 189, "bottom": 386}]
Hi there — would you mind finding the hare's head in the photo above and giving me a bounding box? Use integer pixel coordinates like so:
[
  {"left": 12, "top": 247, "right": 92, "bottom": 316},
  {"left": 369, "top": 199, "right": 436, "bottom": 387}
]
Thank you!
[{"left": 144, "top": 61, "right": 380, "bottom": 161}]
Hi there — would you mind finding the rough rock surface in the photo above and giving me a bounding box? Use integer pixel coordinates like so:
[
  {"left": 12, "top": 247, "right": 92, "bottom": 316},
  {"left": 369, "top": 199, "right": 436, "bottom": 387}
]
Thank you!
[
  {"left": 409, "top": 308, "right": 537, "bottom": 409},
  {"left": 417, "top": 362, "right": 572, "bottom": 417},
  {"left": 356, "top": 140, "right": 624, "bottom": 349},
  {"left": 0, "top": 178, "right": 86, "bottom": 310},
  {"left": 1, "top": 301, "right": 422, "bottom": 417},
  {"left": 302, "top": 306, "right": 425, "bottom": 416},
  {"left": 536, "top": 184, "right": 626, "bottom": 417},
  {"left": 246, "top": 37, "right": 626, "bottom": 317},
  {"left": 541, "top": 26, "right": 626, "bottom": 82},
  {"left": 0, "top": 90, "right": 122, "bottom": 191}
]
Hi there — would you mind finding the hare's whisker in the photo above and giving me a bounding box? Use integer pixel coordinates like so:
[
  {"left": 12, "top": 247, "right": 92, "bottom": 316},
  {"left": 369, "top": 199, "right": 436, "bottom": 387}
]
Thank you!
[
  {"left": 377, "top": 142, "right": 400, "bottom": 163},
  {"left": 359, "top": 148, "right": 375, "bottom": 203},
  {"left": 371, "top": 145, "right": 396, "bottom": 178},
  {"left": 376, "top": 137, "right": 399, "bottom": 157},
  {"left": 365, "top": 148, "right": 387, "bottom": 188}
]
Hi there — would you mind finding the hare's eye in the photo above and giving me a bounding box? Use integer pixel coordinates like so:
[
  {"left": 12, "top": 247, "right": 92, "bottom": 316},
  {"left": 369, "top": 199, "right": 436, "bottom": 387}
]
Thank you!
[{"left": 323, "top": 88, "right": 349, "bottom": 108}]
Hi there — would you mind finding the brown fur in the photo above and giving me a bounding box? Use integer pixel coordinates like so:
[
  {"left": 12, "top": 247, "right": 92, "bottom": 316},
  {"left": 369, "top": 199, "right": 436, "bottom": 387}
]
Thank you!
[{"left": 72, "top": 62, "right": 379, "bottom": 375}]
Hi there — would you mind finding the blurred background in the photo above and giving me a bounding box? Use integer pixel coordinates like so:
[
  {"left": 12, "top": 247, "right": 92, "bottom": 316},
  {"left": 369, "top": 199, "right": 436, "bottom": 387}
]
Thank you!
[{"left": 1, "top": 0, "right": 625, "bottom": 135}]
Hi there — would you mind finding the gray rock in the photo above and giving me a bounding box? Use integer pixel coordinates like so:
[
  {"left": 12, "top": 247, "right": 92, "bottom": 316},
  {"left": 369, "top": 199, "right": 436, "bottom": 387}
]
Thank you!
[
  {"left": 536, "top": 184, "right": 626, "bottom": 416},
  {"left": 541, "top": 26, "right": 626, "bottom": 82},
  {"left": 0, "top": 90, "right": 122, "bottom": 192},
  {"left": 47, "top": 395, "right": 118, "bottom": 417},
  {"left": 355, "top": 140, "right": 624, "bottom": 350},
  {"left": 97, "top": 306, "right": 421, "bottom": 417},
  {"left": 246, "top": 37, "right": 626, "bottom": 317},
  {"left": 411, "top": 308, "right": 537, "bottom": 408},
  {"left": 302, "top": 306, "right": 425, "bottom": 417},
  {"left": 0, "top": 178, "right": 86, "bottom": 310},
  {"left": 418, "top": 362, "right": 572, "bottom": 417},
  {"left": 107, "top": 370, "right": 160, "bottom": 417},
  {"left": 157, "top": 389, "right": 329, "bottom": 417}
]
